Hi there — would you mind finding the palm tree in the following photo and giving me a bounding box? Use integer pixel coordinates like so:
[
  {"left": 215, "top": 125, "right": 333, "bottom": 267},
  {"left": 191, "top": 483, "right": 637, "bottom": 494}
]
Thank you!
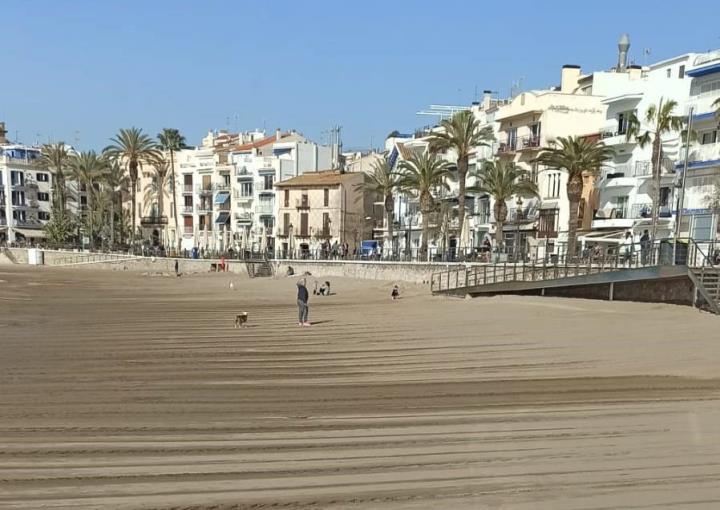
[
  {"left": 428, "top": 110, "right": 494, "bottom": 248},
  {"left": 69, "top": 151, "right": 110, "bottom": 249},
  {"left": 470, "top": 160, "right": 538, "bottom": 249},
  {"left": 104, "top": 128, "right": 161, "bottom": 249},
  {"left": 713, "top": 97, "right": 720, "bottom": 119},
  {"left": 40, "top": 142, "right": 71, "bottom": 213},
  {"left": 142, "top": 160, "right": 170, "bottom": 227},
  {"left": 625, "top": 99, "right": 686, "bottom": 242},
  {"left": 157, "top": 128, "right": 188, "bottom": 253},
  {"left": 397, "top": 152, "right": 452, "bottom": 259},
  {"left": 355, "top": 154, "right": 400, "bottom": 256},
  {"left": 534, "top": 136, "right": 613, "bottom": 258},
  {"left": 103, "top": 160, "right": 129, "bottom": 248}
]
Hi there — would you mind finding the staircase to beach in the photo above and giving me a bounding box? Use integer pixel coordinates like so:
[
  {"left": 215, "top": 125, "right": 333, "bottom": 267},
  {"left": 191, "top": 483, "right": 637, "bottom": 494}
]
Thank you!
[
  {"left": 246, "top": 259, "right": 273, "bottom": 278},
  {"left": 692, "top": 267, "right": 720, "bottom": 311}
]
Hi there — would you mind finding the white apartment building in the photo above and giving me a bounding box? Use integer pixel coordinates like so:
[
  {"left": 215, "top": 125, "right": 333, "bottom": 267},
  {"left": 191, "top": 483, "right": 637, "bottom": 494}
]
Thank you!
[
  {"left": 167, "top": 129, "right": 332, "bottom": 254},
  {"left": 591, "top": 53, "right": 695, "bottom": 241},
  {"left": 677, "top": 50, "right": 720, "bottom": 244},
  {"left": 0, "top": 127, "right": 53, "bottom": 245}
]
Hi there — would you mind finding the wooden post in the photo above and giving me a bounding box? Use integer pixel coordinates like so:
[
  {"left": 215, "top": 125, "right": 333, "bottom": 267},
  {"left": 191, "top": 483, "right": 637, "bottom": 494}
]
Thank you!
[{"left": 609, "top": 282, "right": 614, "bottom": 301}]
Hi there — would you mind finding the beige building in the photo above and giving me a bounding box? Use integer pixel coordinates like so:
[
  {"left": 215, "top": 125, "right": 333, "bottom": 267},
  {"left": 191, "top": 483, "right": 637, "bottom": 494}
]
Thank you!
[{"left": 274, "top": 170, "right": 374, "bottom": 256}]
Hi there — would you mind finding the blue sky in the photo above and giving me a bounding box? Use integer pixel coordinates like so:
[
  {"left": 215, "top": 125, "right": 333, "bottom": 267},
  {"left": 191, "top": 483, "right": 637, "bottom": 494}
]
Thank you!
[{"left": 2, "top": 0, "right": 718, "bottom": 152}]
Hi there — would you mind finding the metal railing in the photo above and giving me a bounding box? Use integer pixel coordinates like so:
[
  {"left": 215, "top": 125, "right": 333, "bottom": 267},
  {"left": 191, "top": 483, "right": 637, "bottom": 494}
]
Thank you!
[{"left": 431, "top": 239, "right": 716, "bottom": 293}]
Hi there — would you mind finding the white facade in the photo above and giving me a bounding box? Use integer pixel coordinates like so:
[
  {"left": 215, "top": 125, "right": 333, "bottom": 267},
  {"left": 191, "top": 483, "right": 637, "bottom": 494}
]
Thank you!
[
  {"left": 0, "top": 143, "right": 53, "bottom": 245},
  {"left": 592, "top": 54, "right": 695, "bottom": 240},
  {"left": 677, "top": 50, "right": 720, "bottom": 244}
]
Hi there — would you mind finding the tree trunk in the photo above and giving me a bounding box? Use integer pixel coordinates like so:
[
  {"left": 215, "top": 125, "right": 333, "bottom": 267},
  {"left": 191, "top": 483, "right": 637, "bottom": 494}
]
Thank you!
[
  {"left": 493, "top": 200, "right": 507, "bottom": 250},
  {"left": 650, "top": 137, "right": 662, "bottom": 243},
  {"left": 565, "top": 174, "right": 584, "bottom": 260},
  {"left": 110, "top": 199, "right": 115, "bottom": 250},
  {"left": 385, "top": 194, "right": 394, "bottom": 258},
  {"left": 87, "top": 180, "right": 94, "bottom": 251},
  {"left": 170, "top": 150, "right": 180, "bottom": 255},
  {"left": 421, "top": 208, "right": 429, "bottom": 261},
  {"left": 157, "top": 172, "right": 165, "bottom": 247},
  {"left": 456, "top": 156, "right": 468, "bottom": 251},
  {"left": 130, "top": 161, "right": 138, "bottom": 251}
]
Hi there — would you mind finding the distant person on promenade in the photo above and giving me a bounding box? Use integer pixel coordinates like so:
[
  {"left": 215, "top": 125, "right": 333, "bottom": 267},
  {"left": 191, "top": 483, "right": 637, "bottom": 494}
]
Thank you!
[
  {"left": 640, "top": 230, "right": 651, "bottom": 265},
  {"left": 297, "top": 278, "right": 311, "bottom": 326},
  {"left": 622, "top": 231, "right": 634, "bottom": 266}
]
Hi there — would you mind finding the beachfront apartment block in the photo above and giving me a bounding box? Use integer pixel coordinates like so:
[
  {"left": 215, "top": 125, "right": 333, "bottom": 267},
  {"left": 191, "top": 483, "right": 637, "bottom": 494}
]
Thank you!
[
  {"left": 677, "top": 51, "right": 720, "bottom": 243},
  {"left": 274, "top": 170, "right": 374, "bottom": 256},
  {"left": 590, "top": 54, "right": 695, "bottom": 243},
  {"left": 153, "top": 129, "right": 333, "bottom": 254},
  {"left": 0, "top": 126, "right": 54, "bottom": 245}
]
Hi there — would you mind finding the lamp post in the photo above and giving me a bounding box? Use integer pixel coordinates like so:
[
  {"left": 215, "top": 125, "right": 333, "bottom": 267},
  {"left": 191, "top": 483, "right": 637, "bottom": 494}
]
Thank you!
[{"left": 515, "top": 196, "right": 524, "bottom": 263}]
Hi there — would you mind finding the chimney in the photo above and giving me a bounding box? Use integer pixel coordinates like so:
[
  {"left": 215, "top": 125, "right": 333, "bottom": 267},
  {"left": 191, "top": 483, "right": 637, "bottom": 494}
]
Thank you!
[
  {"left": 617, "top": 34, "right": 630, "bottom": 72},
  {"left": 627, "top": 64, "right": 642, "bottom": 80},
  {"left": 275, "top": 128, "right": 281, "bottom": 141},
  {"left": 482, "top": 90, "right": 493, "bottom": 110},
  {"left": 560, "top": 65, "right": 581, "bottom": 93}
]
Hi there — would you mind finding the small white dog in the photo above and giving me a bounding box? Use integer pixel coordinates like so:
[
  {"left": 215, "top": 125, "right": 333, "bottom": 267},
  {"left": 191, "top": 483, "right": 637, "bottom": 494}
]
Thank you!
[{"left": 234, "top": 312, "right": 248, "bottom": 328}]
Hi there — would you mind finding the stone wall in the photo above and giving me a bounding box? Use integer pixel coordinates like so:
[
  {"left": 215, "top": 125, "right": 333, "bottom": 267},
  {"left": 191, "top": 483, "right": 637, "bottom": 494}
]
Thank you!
[{"left": 274, "top": 260, "right": 469, "bottom": 284}]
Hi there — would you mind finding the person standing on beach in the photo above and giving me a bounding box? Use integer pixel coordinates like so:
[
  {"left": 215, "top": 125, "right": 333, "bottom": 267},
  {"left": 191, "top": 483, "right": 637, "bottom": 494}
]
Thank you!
[
  {"left": 174, "top": 259, "right": 179, "bottom": 277},
  {"left": 297, "top": 278, "right": 311, "bottom": 326}
]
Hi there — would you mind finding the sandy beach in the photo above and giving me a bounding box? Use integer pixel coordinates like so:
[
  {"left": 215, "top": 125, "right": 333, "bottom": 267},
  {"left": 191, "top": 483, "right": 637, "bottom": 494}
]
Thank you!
[{"left": 1, "top": 266, "right": 720, "bottom": 509}]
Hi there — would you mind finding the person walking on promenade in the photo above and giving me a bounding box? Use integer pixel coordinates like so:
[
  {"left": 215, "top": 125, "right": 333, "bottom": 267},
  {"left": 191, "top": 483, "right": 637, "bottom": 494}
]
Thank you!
[{"left": 297, "top": 278, "right": 311, "bottom": 326}]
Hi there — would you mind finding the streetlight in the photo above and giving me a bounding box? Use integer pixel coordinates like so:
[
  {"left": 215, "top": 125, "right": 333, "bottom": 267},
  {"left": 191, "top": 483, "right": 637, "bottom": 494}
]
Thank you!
[{"left": 515, "top": 196, "right": 524, "bottom": 263}]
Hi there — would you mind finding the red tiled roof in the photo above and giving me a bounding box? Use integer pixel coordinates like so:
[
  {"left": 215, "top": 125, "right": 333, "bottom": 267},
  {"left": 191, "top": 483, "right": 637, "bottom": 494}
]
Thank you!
[{"left": 230, "top": 134, "right": 285, "bottom": 152}]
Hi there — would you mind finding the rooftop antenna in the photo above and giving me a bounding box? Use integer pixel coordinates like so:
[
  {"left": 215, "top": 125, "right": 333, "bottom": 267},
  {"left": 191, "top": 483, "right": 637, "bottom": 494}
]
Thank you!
[{"left": 643, "top": 48, "right": 651, "bottom": 67}]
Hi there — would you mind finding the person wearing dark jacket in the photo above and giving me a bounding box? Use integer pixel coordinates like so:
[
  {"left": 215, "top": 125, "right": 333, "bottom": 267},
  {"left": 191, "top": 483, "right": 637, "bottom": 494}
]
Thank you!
[{"left": 297, "top": 278, "right": 310, "bottom": 326}]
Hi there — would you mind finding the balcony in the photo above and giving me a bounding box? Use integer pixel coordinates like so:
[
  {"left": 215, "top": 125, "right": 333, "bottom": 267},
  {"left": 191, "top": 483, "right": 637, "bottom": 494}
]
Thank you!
[
  {"left": 182, "top": 184, "right": 194, "bottom": 194},
  {"left": 235, "top": 212, "right": 253, "bottom": 223},
  {"left": 196, "top": 203, "right": 213, "bottom": 214},
  {"left": 183, "top": 226, "right": 194, "bottom": 236},
  {"left": 257, "top": 203, "right": 274, "bottom": 216},
  {"left": 497, "top": 142, "right": 517, "bottom": 155},
  {"left": 196, "top": 185, "right": 213, "bottom": 195},
  {"left": 600, "top": 127, "right": 634, "bottom": 146},
  {"left": 140, "top": 215, "right": 168, "bottom": 226},
  {"left": 181, "top": 205, "right": 193, "bottom": 214},
  {"left": 632, "top": 158, "right": 674, "bottom": 177},
  {"left": 517, "top": 135, "right": 542, "bottom": 151},
  {"left": 296, "top": 197, "right": 310, "bottom": 209},
  {"left": 686, "top": 143, "right": 720, "bottom": 165},
  {"left": 236, "top": 167, "right": 254, "bottom": 179},
  {"left": 214, "top": 182, "right": 231, "bottom": 192}
]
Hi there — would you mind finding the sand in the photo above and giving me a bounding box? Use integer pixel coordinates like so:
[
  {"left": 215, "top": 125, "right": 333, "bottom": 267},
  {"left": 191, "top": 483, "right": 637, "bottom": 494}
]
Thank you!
[{"left": 1, "top": 266, "right": 720, "bottom": 509}]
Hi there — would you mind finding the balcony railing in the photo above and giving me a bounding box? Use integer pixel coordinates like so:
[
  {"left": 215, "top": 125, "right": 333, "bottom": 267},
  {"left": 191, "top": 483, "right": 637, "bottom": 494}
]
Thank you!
[
  {"left": 517, "top": 135, "right": 541, "bottom": 150},
  {"left": 196, "top": 203, "right": 213, "bottom": 213},
  {"left": 632, "top": 158, "right": 674, "bottom": 177},
  {"left": 183, "top": 184, "right": 194, "bottom": 194},
  {"left": 182, "top": 205, "right": 193, "bottom": 214},
  {"left": 140, "top": 215, "right": 168, "bottom": 226},
  {"left": 196, "top": 185, "right": 213, "bottom": 194},
  {"left": 497, "top": 142, "right": 517, "bottom": 154},
  {"left": 296, "top": 198, "right": 310, "bottom": 209},
  {"left": 214, "top": 183, "right": 231, "bottom": 192},
  {"left": 183, "top": 226, "right": 194, "bottom": 235},
  {"left": 235, "top": 212, "right": 253, "bottom": 222}
]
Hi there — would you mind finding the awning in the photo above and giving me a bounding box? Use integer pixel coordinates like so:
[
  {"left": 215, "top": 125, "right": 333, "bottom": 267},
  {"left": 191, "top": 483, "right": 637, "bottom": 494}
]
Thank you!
[
  {"left": 215, "top": 212, "right": 230, "bottom": 224},
  {"left": 214, "top": 192, "right": 230, "bottom": 204},
  {"left": 14, "top": 228, "right": 47, "bottom": 238}
]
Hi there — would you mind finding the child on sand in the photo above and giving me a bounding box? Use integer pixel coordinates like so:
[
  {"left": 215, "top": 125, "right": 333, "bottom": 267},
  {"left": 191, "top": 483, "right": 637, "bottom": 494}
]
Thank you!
[{"left": 391, "top": 285, "right": 400, "bottom": 300}]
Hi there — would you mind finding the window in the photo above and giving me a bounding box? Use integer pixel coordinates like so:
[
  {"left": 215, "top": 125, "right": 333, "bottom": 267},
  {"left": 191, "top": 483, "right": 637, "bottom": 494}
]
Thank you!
[
  {"left": 36, "top": 172, "right": 49, "bottom": 182},
  {"left": 700, "top": 130, "right": 718, "bottom": 145},
  {"left": 184, "top": 195, "right": 192, "bottom": 207},
  {"left": 617, "top": 112, "right": 631, "bottom": 135},
  {"left": 538, "top": 209, "right": 559, "bottom": 238},
  {"left": 261, "top": 216, "right": 274, "bottom": 230},
  {"left": 38, "top": 211, "right": 50, "bottom": 221},
  {"left": 322, "top": 212, "right": 330, "bottom": 236},
  {"left": 323, "top": 188, "right": 329, "bottom": 207},
  {"left": 37, "top": 192, "right": 49, "bottom": 202},
  {"left": 691, "top": 214, "right": 714, "bottom": 241},
  {"left": 240, "top": 182, "right": 253, "bottom": 197},
  {"left": 615, "top": 196, "right": 628, "bottom": 218},
  {"left": 301, "top": 192, "right": 309, "bottom": 208},
  {"left": 507, "top": 128, "right": 517, "bottom": 150},
  {"left": 284, "top": 189, "right": 289, "bottom": 207},
  {"left": 529, "top": 123, "right": 541, "bottom": 139},
  {"left": 11, "top": 191, "right": 25, "bottom": 206},
  {"left": 283, "top": 213, "right": 290, "bottom": 235},
  {"left": 263, "top": 174, "right": 274, "bottom": 190},
  {"left": 545, "top": 172, "right": 561, "bottom": 199},
  {"left": 679, "top": 65, "right": 685, "bottom": 78},
  {"left": 11, "top": 171, "right": 24, "bottom": 186},
  {"left": 300, "top": 212, "right": 309, "bottom": 236},
  {"left": 13, "top": 210, "right": 27, "bottom": 222},
  {"left": 666, "top": 68, "right": 672, "bottom": 78},
  {"left": 659, "top": 187, "right": 671, "bottom": 207},
  {"left": 530, "top": 163, "right": 539, "bottom": 184}
]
